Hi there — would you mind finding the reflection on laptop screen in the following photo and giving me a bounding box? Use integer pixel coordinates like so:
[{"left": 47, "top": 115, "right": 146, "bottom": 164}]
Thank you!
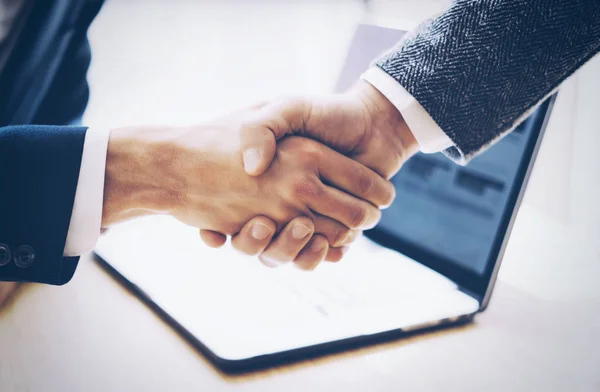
[{"left": 377, "top": 120, "right": 535, "bottom": 275}]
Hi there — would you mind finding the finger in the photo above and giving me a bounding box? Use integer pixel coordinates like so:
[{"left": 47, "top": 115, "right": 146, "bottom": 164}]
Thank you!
[
  {"left": 259, "top": 217, "right": 314, "bottom": 268},
  {"left": 231, "top": 216, "right": 276, "bottom": 256},
  {"left": 312, "top": 214, "right": 360, "bottom": 247},
  {"left": 199, "top": 229, "right": 227, "bottom": 248},
  {"left": 305, "top": 182, "right": 382, "bottom": 230},
  {"left": 317, "top": 145, "right": 395, "bottom": 208},
  {"left": 324, "top": 246, "right": 349, "bottom": 262},
  {"left": 239, "top": 124, "right": 277, "bottom": 176},
  {"left": 293, "top": 235, "right": 328, "bottom": 271}
]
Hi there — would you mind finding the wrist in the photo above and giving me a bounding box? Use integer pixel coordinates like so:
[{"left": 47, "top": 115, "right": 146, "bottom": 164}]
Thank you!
[
  {"left": 102, "top": 126, "right": 187, "bottom": 227},
  {"left": 352, "top": 79, "right": 420, "bottom": 161}
]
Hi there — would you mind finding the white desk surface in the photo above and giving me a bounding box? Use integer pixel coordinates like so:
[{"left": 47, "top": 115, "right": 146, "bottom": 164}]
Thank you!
[{"left": 1, "top": 1, "right": 599, "bottom": 391}]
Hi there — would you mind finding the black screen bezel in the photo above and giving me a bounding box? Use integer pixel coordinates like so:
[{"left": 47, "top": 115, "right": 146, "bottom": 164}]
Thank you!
[{"left": 364, "top": 96, "right": 555, "bottom": 301}]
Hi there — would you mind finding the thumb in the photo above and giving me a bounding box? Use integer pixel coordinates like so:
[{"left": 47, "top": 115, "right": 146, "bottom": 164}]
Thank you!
[
  {"left": 240, "top": 97, "right": 310, "bottom": 176},
  {"left": 239, "top": 123, "right": 277, "bottom": 176}
]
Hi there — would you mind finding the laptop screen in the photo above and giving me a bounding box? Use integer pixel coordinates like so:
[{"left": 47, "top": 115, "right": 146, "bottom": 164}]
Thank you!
[{"left": 376, "top": 112, "right": 541, "bottom": 275}]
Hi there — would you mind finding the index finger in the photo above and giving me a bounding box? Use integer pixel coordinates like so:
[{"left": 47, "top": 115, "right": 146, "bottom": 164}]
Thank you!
[{"left": 316, "top": 144, "right": 396, "bottom": 208}]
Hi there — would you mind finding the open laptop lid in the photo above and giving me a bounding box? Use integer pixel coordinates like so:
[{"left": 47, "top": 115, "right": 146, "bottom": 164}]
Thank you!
[{"left": 338, "top": 24, "right": 556, "bottom": 308}]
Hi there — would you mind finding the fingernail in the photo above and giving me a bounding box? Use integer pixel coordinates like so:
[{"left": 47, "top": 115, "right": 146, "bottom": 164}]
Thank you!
[
  {"left": 311, "top": 239, "right": 325, "bottom": 252},
  {"left": 243, "top": 148, "right": 262, "bottom": 173},
  {"left": 341, "top": 246, "right": 350, "bottom": 255},
  {"left": 292, "top": 224, "right": 312, "bottom": 240},
  {"left": 251, "top": 223, "right": 271, "bottom": 240}
]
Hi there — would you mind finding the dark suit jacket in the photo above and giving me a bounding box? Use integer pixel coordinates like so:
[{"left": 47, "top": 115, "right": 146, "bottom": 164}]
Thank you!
[{"left": 0, "top": 0, "right": 103, "bottom": 285}]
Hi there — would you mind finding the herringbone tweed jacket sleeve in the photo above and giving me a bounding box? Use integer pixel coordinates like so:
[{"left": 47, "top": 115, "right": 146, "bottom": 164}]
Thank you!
[{"left": 375, "top": 0, "right": 600, "bottom": 164}]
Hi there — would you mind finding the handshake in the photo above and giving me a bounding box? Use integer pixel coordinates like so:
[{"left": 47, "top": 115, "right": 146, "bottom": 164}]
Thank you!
[{"left": 102, "top": 80, "right": 419, "bottom": 270}]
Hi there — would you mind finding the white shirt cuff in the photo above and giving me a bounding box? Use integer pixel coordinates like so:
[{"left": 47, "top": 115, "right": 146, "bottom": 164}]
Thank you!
[
  {"left": 63, "top": 126, "right": 111, "bottom": 257},
  {"left": 360, "top": 67, "right": 454, "bottom": 153}
]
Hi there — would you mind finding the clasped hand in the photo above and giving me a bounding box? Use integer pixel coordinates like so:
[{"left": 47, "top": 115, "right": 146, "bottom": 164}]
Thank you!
[{"left": 102, "top": 81, "right": 418, "bottom": 270}]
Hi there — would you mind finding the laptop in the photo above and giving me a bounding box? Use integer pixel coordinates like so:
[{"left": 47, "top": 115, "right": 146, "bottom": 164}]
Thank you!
[{"left": 94, "top": 24, "right": 556, "bottom": 373}]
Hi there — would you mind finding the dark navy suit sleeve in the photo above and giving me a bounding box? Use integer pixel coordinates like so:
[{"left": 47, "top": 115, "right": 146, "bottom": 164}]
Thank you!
[{"left": 0, "top": 125, "right": 87, "bottom": 285}]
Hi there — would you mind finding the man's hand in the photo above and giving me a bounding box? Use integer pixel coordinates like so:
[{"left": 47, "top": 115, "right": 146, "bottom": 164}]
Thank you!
[
  {"left": 102, "top": 113, "right": 394, "bottom": 268},
  {"left": 239, "top": 80, "right": 419, "bottom": 179}
]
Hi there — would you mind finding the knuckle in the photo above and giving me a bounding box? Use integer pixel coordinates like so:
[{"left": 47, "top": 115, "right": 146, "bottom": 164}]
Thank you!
[
  {"left": 284, "top": 137, "right": 320, "bottom": 157},
  {"left": 278, "top": 138, "right": 322, "bottom": 173},
  {"left": 292, "top": 176, "right": 323, "bottom": 200},
  {"left": 348, "top": 205, "right": 368, "bottom": 229},
  {"left": 357, "top": 169, "right": 375, "bottom": 196}
]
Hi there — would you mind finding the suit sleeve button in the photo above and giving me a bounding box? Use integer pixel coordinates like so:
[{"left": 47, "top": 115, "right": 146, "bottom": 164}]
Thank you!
[
  {"left": 14, "top": 245, "right": 35, "bottom": 268},
  {"left": 0, "top": 244, "right": 11, "bottom": 266}
]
